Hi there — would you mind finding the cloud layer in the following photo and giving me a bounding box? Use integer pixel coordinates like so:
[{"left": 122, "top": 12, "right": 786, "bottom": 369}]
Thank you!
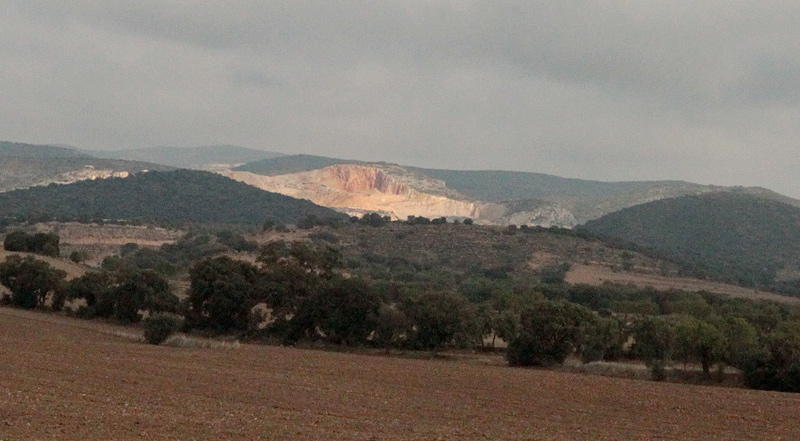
[{"left": 2, "top": 1, "right": 800, "bottom": 196}]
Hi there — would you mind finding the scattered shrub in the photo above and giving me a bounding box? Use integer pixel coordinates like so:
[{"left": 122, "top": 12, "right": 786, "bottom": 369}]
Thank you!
[
  {"left": 143, "top": 313, "right": 185, "bottom": 345},
  {"left": 3, "top": 231, "right": 60, "bottom": 256},
  {"left": 69, "top": 250, "right": 90, "bottom": 264}
]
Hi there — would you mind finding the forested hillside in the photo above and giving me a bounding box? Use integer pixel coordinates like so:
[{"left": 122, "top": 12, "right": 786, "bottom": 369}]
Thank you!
[
  {"left": 0, "top": 170, "right": 345, "bottom": 227},
  {"left": 581, "top": 192, "right": 800, "bottom": 288}
]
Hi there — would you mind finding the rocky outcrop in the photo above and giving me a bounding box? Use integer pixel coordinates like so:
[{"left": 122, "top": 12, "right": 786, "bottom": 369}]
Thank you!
[
  {"left": 221, "top": 164, "right": 580, "bottom": 226},
  {"left": 223, "top": 164, "right": 486, "bottom": 221}
]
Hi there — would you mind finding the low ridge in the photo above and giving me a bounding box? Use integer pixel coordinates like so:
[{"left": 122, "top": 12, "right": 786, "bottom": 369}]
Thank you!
[{"left": 0, "top": 169, "right": 344, "bottom": 227}]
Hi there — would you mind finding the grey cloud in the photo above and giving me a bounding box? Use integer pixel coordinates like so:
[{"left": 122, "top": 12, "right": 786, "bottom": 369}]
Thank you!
[{"left": 2, "top": 1, "right": 800, "bottom": 198}]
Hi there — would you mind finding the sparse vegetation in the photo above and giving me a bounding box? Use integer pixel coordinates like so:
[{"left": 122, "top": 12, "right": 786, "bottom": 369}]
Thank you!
[{"left": 5, "top": 216, "right": 800, "bottom": 394}]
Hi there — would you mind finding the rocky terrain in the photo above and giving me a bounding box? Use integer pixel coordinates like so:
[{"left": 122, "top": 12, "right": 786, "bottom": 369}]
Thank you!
[
  {"left": 5, "top": 142, "right": 800, "bottom": 228},
  {"left": 223, "top": 164, "right": 579, "bottom": 226},
  {"left": 224, "top": 156, "right": 799, "bottom": 227}
]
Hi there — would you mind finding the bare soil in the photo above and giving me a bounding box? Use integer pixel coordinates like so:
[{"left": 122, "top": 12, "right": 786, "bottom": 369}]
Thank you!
[
  {"left": 3, "top": 308, "right": 800, "bottom": 440},
  {"left": 567, "top": 263, "right": 800, "bottom": 305}
]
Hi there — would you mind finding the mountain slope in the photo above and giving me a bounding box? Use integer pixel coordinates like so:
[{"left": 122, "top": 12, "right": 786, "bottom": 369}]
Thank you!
[
  {"left": 86, "top": 145, "right": 284, "bottom": 168},
  {"left": 229, "top": 155, "right": 800, "bottom": 227},
  {"left": 0, "top": 169, "right": 344, "bottom": 227},
  {"left": 580, "top": 192, "right": 800, "bottom": 287}
]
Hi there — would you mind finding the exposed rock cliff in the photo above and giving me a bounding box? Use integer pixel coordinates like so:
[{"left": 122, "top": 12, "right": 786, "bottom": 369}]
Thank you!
[
  {"left": 223, "top": 164, "right": 487, "bottom": 221},
  {"left": 221, "top": 164, "right": 581, "bottom": 226}
]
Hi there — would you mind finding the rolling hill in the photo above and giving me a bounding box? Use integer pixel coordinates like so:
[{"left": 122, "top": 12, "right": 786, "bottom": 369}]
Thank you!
[
  {"left": 0, "top": 157, "right": 173, "bottom": 193},
  {"left": 0, "top": 169, "right": 345, "bottom": 227},
  {"left": 580, "top": 192, "right": 800, "bottom": 288},
  {"left": 85, "top": 145, "right": 284, "bottom": 169},
  {"left": 0, "top": 141, "right": 175, "bottom": 193},
  {"left": 0, "top": 141, "right": 90, "bottom": 159},
  {"left": 228, "top": 154, "right": 800, "bottom": 227},
  {"left": 235, "top": 154, "right": 351, "bottom": 176}
]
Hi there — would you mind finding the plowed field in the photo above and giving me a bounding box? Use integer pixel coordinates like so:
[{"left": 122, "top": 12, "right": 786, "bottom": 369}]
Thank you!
[{"left": 2, "top": 308, "right": 800, "bottom": 440}]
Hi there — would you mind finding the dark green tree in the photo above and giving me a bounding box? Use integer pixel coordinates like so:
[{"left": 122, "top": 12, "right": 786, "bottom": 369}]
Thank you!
[
  {"left": 187, "top": 256, "right": 263, "bottom": 331},
  {"left": 258, "top": 241, "right": 339, "bottom": 320},
  {"left": 293, "top": 277, "right": 381, "bottom": 345},
  {"left": 718, "top": 316, "right": 760, "bottom": 368},
  {"left": 65, "top": 270, "right": 116, "bottom": 318},
  {"left": 739, "top": 321, "right": 800, "bottom": 392},
  {"left": 404, "top": 291, "right": 476, "bottom": 354},
  {"left": 112, "top": 270, "right": 177, "bottom": 322},
  {"left": 143, "top": 313, "right": 184, "bottom": 345},
  {"left": 3, "top": 231, "right": 29, "bottom": 252},
  {"left": 673, "top": 315, "right": 727, "bottom": 377},
  {"left": 581, "top": 316, "right": 626, "bottom": 363},
  {"left": 631, "top": 316, "right": 675, "bottom": 380},
  {"left": 506, "top": 300, "right": 595, "bottom": 367},
  {"left": 3, "top": 231, "right": 60, "bottom": 256},
  {"left": 0, "top": 255, "right": 66, "bottom": 310},
  {"left": 374, "top": 303, "right": 409, "bottom": 351}
]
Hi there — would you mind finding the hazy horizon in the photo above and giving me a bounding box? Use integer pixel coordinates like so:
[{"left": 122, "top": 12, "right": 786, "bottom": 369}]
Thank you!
[{"left": 3, "top": 2, "right": 800, "bottom": 197}]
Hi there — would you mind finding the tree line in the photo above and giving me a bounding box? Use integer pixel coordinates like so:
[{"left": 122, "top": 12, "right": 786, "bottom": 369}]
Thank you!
[{"left": 4, "top": 234, "right": 800, "bottom": 393}]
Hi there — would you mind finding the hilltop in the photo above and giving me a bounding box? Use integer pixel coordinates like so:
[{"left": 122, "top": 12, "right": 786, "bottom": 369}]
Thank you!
[
  {"left": 0, "top": 169, "right": 344, "bottom": 227},
  {"left": 0, "top": 141, "right": 173, "bottom": 192},
  {"left": 86, "top": 145, "right": 284, "bottom": 169},
  {"left": 0, "top": 142, "right": 282, "bottom": 192},
  {"left": 0, "top": 141, "right": 90, "bottom": 159},
  {"left": 581, "top": 192, "right": 800, "bottom": 289}
]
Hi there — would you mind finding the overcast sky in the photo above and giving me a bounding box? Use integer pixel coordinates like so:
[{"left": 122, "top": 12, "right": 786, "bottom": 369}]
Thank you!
[{"left": 3, "top": 2, "right": 800, "bottom": 197}]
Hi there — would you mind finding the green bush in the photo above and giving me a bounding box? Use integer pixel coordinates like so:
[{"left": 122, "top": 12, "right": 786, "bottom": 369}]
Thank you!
[
  {"left": 507, "top": 300, "right": 595, "bottom": 367},
  {"left": 3, "top": 230, "right": 60, "bottom": 256},
  {"left": 0, "top": 255, "right": 66, "bottom": 310},
  {"left": 143, "top": 313, "right": 185, "bottom": 345}
]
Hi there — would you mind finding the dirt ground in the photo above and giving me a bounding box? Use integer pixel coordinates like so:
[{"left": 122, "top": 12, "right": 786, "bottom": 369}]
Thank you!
[
  {"left": 567, "top": 263, "right": 800, "bottom": 305},
  {"left": 3, "top": 308, "right": 800, "bottom": 440}
]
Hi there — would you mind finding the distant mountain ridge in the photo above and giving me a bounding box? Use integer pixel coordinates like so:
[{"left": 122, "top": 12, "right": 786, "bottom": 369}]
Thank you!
[
  {"left": 0, "top": 142, "right": 282, "bottom": 192},
  {"left": 5, "top": 142, "right": 800, "bottom": 229},
  {"left": 228, "top": 154, "right": 800, "bottom": 227},
  {"left": 85, "top": 145, "right": 284, "bottom": 169},
  {"left": 0, "top": 142, "right": 173, "bottom": 193},
  {"left": 0, "top": 141, "right": 91, "bottom": 159},
  {"left": 0, "top": 169, "right": 344, "bottom": 227}
]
